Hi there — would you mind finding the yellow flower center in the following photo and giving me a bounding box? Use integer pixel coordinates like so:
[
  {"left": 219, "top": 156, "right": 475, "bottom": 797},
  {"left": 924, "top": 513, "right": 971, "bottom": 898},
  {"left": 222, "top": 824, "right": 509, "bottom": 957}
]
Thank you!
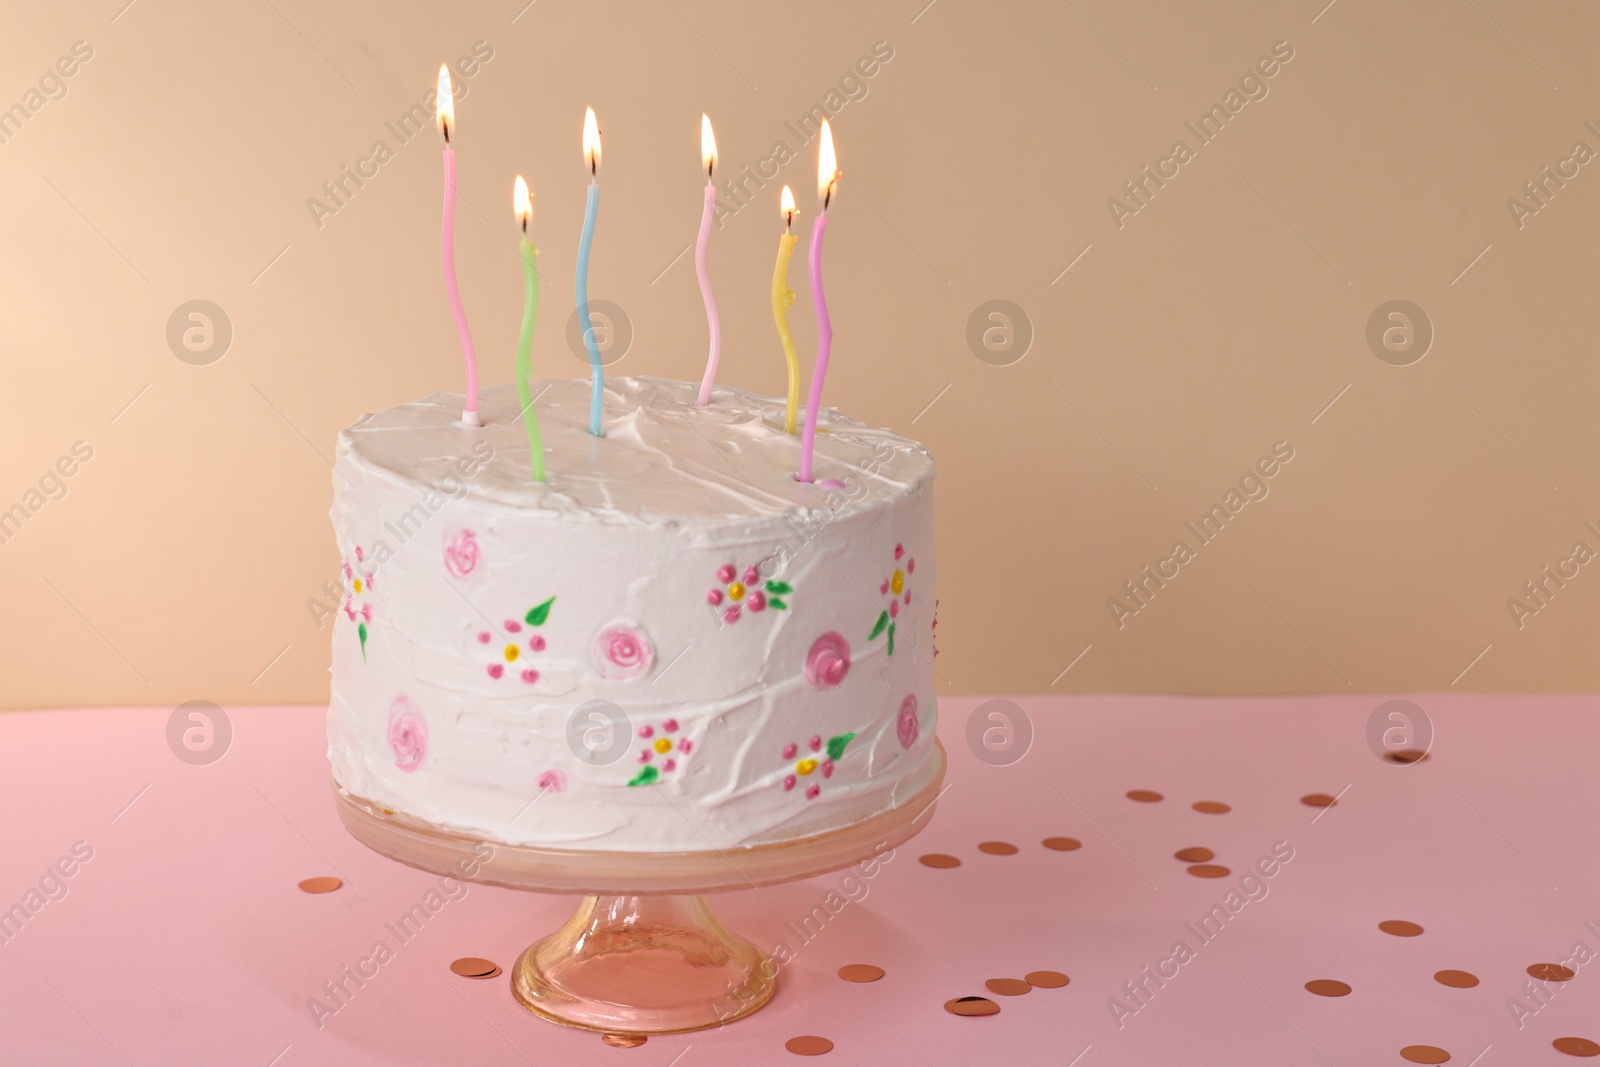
[
  {"left": 796, "top": 758, "right": 818, "bottom": 776},
  {"left": 891, "top": 570, "right": 904, "bottom": 595},
  {"left": 504, "top": 645, "right": 520, "bottom": 662},
  {"left": 728, "top": 581, "right": 746, "bottom": 601},
  {"left": 654, "top": 738, "right": 673, "bottom": 754},
  {"left": 353, "top": 578, "right": 363, "bottom": 593}
]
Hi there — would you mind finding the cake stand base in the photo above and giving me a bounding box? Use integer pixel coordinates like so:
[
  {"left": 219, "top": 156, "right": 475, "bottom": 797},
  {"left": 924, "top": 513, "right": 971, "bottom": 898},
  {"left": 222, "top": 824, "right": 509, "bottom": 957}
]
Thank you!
[
  {"left": 512, "top": 893, "right": 773, "bottom": 1034},
  {"left": 334, "top": 740, "right": 944, "bottom": 1035}
]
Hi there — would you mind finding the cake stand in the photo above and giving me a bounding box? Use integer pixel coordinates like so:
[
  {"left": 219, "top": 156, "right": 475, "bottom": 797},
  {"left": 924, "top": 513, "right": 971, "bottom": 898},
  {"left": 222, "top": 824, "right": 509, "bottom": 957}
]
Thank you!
[{"left": 334, "top": 741, "right": 945, "bottom": 1035}]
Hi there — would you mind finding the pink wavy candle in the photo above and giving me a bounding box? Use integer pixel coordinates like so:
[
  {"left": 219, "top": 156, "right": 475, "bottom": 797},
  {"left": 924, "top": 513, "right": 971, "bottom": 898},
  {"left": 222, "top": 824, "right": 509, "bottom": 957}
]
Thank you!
[
  {"left": 694, "top": 181, "right": 722, "bottom": 405},
  {"left": 798, "top": 211, "right": 830, "bottom": 482},
  {"left": 441, "top": 145, "right": 480, "bottom": 423}
]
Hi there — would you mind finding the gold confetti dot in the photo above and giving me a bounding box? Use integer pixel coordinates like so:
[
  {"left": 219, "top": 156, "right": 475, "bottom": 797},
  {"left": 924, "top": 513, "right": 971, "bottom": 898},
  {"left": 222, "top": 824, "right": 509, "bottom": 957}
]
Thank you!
[
  {"left": 919, "top": 853, "right": 961, "bottom": 869},
  {"left": 1385, "top": 749, "right": 1429, "bottom": 764},
  {"left": 785, "top": 1035, "right": 834, "bottom": 1055},
  {"left": 944, "top": 996, "right": 1000, "bottom": 1017},
  {"left": 298, "top": 876, "right": 342, "bottom": 894},
  {"left": 1126, "top": 789, "right": 1163, "bottom": 803},
  {"left": 1434, "top": 970, "right": 1479, "bottom": 988},
  {"left": 985, "top": 978, "right": 1031, "bottom": 996},
  {"left": 978, "top": 841, "right": 1018, "bottom": 856},
  {"left": 1304, "top": 979, "right": 1351, "bottom": 997},
  {"left": 1042, "top": 837, "right": 1082, "bottom": 851},
  {"left": 449, "top": 957, "right": 501, "bottom": 979},
  {"left": 1379, "top": 920, "right": 1424, "bottom": 937},
  {"left": 1400, "top": 1046, "right": 1450, "bottom": 1064},
  {"left": 1174, "top": 847, "right": 1214, "bottom": 863},
  {"left": 1553, "top": 1037, "right": 1600, "bottom": 1057},
  {"left": 1192, "top": 800, "right": 1231, "bottom": 814},
  {"left": 1025, "top": 970, "right": 1070, "bottom": 988},
  {"left": 601, "top": 1033, "right": 647, "bottom": 1048},
  {"left": 838, "top": 964, "right": 884, "bottom": 983},
  {"left": 1530, "top": 963, "right": 1577, "bottom": 982},
  {"left": 1300, "top": 793, "right": 1338, "bottom": 807},
  {"left": 1187, "top": 864, "right": 1230, "bottom": 879}
]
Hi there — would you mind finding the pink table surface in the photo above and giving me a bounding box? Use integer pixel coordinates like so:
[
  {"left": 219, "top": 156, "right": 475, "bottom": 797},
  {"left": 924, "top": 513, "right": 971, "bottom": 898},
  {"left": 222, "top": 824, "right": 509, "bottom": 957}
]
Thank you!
[{"left": 1, "top": 696, "right": 1595, "bottom": 1067}]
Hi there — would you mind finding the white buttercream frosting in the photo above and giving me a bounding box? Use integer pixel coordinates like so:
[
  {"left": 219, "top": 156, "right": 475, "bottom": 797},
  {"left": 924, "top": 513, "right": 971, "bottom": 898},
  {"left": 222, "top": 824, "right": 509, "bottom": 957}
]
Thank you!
[{"left": 327, "top": 377, "right": 937, "bottom": 852}]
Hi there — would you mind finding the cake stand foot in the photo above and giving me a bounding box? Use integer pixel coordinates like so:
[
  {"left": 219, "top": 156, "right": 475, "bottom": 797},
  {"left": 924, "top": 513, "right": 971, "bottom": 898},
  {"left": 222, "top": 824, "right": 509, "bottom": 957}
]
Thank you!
[{"left": 511, "top": 893, "right": 775, "bottom": 1034}]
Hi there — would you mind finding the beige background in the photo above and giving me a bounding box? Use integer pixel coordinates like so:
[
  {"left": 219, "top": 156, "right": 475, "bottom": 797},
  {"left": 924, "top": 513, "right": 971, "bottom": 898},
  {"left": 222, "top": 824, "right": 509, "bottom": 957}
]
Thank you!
[{"left": 1, "top": 0, "right": 1595, "bottom": 710}]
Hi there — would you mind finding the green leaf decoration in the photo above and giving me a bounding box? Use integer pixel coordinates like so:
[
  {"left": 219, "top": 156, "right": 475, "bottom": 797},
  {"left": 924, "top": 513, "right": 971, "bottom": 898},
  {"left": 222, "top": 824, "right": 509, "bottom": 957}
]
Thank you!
[
  {"left": 768, "top": 598, "right": 788, "bottom": 610},
  {"left": 764, "top": 580, "right": 793, "bottom": 595},
  {"left": 869, "top": 610, "right": 890, "bottom": 641},
  {"left": 525, "top": 596, "right": 556, "bottom": 627},
  {"left": 358, "top": 622, "right": 368, "bottom": 662},
  {"left": 627, "top": 765, "right": 659, "bottom": 787},
  {"left": 826, "top": 732, "right": 856, "bottom": 761},
  {"left": 887, "top": 620, "right": 896, "bottom": 656}
]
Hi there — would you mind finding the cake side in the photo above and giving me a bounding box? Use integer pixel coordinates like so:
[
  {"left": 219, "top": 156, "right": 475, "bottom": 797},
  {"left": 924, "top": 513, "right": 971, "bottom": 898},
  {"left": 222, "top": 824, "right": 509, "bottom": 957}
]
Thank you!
[{"left": 327, "top": 377, "right": 937, "bottom": 852}]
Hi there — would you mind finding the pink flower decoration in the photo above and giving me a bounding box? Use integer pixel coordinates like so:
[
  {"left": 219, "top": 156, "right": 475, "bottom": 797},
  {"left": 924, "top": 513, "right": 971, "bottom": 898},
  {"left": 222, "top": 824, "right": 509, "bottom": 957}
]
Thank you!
[
  {"left": 748, "top": 591, "right": 767, "bottom": 612},
  {"left": 717, "top": 563, "right": 737, "bottom": 584},
  {"left": 477, "top": 631, "right": 491, "bottom": 644},
  {"left": 707, "top": 589, "right": 724, "bottom": 606},
  {"left": 387, "top": 697, "right": 428, "bottom": 772},
  {"left": 528, "top": 635, "right": 546, "bottom": 652},
  {"left": 443, "top": 530, "right": 480, "bottom": 579},
  {"left": 487, "top": 663, "right": 503, "bottom": 679},
  {"left": 536, "top": 770, "right": 566, "bottom": 794},
  {"left": 805, "top": 784, "right": 820, "bottom": 800},
  {"left": 782, "top": 742, "right": 798, "bottom": 760},
  {"left": 593, "top": 624, "right": 654, "bottom": 681},
  {"left": 897, "top": 694, "right": 920, "bottom": 749},
  {"left": 742, "top": 566, "right": 759, "bottom": 585},
  {"left": 804, "top": 632, "right": 852, "bottom": 690},
  {"left": 723, "top": 605, "right": 741, "bottom": 624},
  {"left": 520, "top": 669, "right": 539, "bottom": 684}
]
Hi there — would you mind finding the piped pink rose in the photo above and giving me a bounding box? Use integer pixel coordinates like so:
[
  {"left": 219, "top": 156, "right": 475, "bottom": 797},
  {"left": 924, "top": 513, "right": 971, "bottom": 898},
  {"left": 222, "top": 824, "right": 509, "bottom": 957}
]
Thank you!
[
  {"left": 387, "top": 697, "right": 428, "bottom": 772},
  {"left": 593, "top": 624, "right": 654, "bottom": 681},
  {"left": 897, "top": 694, "right": 920, "bottom": 749},
  {"left": 443, "top": 530, "right": 480, "bottom": 579},
  {"left": 804, "top": 632, "right": 851, "bottom": 690}
]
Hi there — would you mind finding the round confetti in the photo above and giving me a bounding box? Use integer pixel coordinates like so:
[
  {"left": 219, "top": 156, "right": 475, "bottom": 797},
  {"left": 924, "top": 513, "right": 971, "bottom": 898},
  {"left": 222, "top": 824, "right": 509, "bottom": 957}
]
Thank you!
[
  {"left": 1385, "top": 749, "right": 1429, "bottom": 764},
  {"left": 838, "top": 964, "right": 885, "bottom": 984},
  {"left": 1529, "top": 963, "right": 1577, "bottom": 982},
  {"left": 1434, "top": 970, "right": 1479, "bottom": 988},
  {"left": 298, "top": 876, "right": 342, "bottom": 894},
  {"left": 1042, "top": 837, "right": 1082, "bottom": 851},
  {"left": 1379, "top": 920, "right": 1424, "bottom": 937},
  {"left": 1304, "top": 980, "right": 1352, "bottom": 997},
  {"left": 978, "top": 841, "right": 1019, "bottom": 856},
  {"left": 1187, "top": 864, "right": 1230, "bottom": 879},
  {"left": 985, "top": 978, "right": 1031, "bottom": 996},
  {"left": 919, "top": 853, "right": 961, "bottom": 869},
  {"left": 1400, "top": 1046, "right": 1450, "bottom": 1064},
  {"left": 1024, "top": 971, "right": 1070, "bottom": 988},
  {"left": 944, "top": 996, "right": 1000, "bottom": 1017},
  {"left": 601, "top": 1034, "right": 647, "bottom": 1048},
  {"left": 1126, "top": 789, "right": 1163, "bottom": 803},
  {"left": 1300, "top": 793, "right": 1338, "bottom": 808},
  {"left": 1192, "top": 800, "right": 1231, "bottom": 814},
  {"left": 1553, "top": 1037, "right": 1600, "bottom": 1057},
  {"left": 449, "top": 957, "right": 501, "bottom": 979},
  {"left": 785, "top": 1035, "right": 834, "bottom": 1055},
  {"left": 1174, "top": 847, "right": 1215, "bottom": 863}
]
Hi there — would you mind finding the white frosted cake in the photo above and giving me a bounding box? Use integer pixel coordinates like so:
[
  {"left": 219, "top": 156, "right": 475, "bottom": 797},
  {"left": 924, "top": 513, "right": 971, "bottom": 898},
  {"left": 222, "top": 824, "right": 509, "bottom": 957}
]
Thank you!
[{"left": 327, "top": 376, "right": 937, "bottom": 852}]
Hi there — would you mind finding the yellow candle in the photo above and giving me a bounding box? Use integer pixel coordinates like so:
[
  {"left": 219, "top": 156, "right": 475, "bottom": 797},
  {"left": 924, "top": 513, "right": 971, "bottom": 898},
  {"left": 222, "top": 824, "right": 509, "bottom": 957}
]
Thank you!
[{"left": 772, "top": 185, "right": 801, "bottom": 434}]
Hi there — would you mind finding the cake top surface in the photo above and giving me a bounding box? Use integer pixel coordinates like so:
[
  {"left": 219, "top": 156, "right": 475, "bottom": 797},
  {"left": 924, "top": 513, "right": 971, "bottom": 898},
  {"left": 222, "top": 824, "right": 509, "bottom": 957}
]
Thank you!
[{"left": 338, "top": 377, "right": 934, "bottom": 528}]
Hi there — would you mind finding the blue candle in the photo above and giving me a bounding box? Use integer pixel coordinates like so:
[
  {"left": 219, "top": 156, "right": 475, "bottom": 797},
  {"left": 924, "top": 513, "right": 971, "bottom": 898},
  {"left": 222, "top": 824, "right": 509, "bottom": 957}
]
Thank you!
[{"left": 577, "top": 107, "right": 603, "bottom": 437}]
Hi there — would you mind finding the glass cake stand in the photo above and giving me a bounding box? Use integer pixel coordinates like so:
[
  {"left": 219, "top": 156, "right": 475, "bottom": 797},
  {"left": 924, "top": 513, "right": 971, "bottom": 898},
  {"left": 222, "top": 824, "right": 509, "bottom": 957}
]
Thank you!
[{"left": 333, "top": 741, "right": 945, "bottom": 1035}]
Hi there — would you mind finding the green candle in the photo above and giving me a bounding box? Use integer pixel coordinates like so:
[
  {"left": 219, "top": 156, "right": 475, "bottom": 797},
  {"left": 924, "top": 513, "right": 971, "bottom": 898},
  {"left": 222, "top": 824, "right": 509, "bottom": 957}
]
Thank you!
[{"left": 513, "top": 175, "right": 544, "bottom": 482}]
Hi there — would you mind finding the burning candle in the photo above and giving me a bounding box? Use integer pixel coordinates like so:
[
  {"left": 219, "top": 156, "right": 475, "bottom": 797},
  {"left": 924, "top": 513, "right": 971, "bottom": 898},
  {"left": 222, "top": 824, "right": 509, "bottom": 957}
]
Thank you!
[
  {"left": 798, "top": 120, "right": 839, "bottom": 482},
  {"left": 694, "top": 114, "right": 722, "bottom": 406},
  {"left": 436, "top": 66, "right": 480, "bottom": 427},
  {"left": 576, "top": 106, "right": 604, "bottom": 437},
  {"left": 513, "top": 176, "right": 544, "bottom": 482},
  {"left": 771, "top": 185, "right": 801, "bottom": 434}
]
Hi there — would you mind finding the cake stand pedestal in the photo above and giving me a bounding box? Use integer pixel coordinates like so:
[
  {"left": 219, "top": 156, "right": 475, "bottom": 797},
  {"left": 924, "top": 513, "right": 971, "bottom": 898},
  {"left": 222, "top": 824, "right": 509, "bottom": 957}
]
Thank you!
[{"left": 334, "top": 741, "right": 945, "bottom": 1035}]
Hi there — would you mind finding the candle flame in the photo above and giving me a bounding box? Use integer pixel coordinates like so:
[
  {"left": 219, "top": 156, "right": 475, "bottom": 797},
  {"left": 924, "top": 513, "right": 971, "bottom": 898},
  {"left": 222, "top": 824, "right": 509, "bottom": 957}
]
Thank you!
[
  {"left": 435, "top": 65, "right": 454, "bottom": 140},
  {"left": 781, "top": 184, "right": 797, "bottom": 228},
  {"left": 701, "top": 113, "right": 717, "bottom": 178},
  {"left": 583, "top": 106, "right": 601, "bottom": 176},
  {"left": 817, "top": 119, "right": 839, "bottom": 207},
  {"left": 513, "top": 175, "right": 531, "bottom": 231}
]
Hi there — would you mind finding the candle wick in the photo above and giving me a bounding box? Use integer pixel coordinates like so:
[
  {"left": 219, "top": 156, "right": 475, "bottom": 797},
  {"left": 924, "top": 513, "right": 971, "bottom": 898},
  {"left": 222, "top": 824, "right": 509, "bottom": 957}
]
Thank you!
[
  {"left": 441, "top": 119, "right": 450, "bottom": 144},
  {"left": 707, "top": 161, "right": 714, "bottom": 181}
]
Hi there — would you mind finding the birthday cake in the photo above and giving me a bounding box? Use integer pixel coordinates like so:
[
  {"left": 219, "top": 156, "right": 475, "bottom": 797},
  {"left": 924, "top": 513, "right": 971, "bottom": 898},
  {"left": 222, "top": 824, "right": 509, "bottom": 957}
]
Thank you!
[{"left": 327, "top": 376, "right": 938, "bottom": 852}]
